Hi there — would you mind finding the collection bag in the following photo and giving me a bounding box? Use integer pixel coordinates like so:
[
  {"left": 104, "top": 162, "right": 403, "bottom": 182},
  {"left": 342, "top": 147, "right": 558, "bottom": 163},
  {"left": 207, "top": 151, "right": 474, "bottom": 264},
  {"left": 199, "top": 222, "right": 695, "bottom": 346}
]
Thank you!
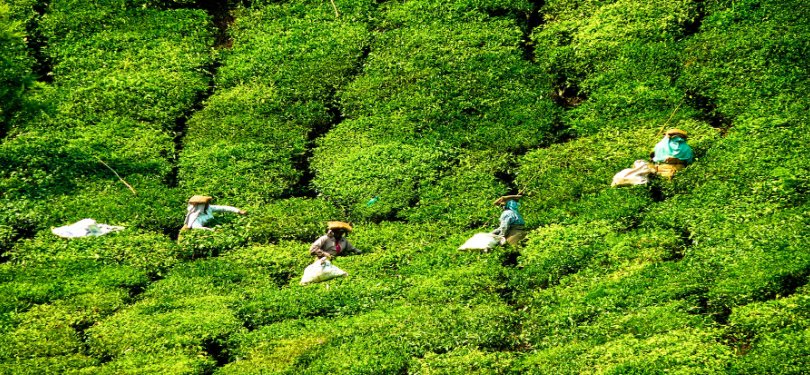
[
  {"left": 611, "top": 160, "right": 654, "bottom": 187},
  {"left": 52, "top": 219, "right": 124, "bottom": 238},
  {"left": 458, "top": 232, "right": 502, "bottom": 251},
  {"left": 300, "top": 258, "right": 348, "bottom": 285}
]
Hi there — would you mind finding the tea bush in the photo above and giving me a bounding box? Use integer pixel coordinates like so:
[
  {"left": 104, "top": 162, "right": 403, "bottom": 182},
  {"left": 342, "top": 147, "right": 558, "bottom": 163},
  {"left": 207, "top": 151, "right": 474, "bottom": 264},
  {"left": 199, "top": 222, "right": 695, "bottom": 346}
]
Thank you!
[
  {"left": 224, "top": 302, "right": 518, "bottom": 374},
  {"left": 0, "top": 132, "right": 186, "bottom": 231},
  {"left": 532, "top": 0, "right": 700, "bottom": 135},
  {"left": 408, "top": 347, "right": 516, "bottom": 375},
  {"left": 217, "top": 5, "right": 370, "bottom": 97},
  {"left": 75, "top": 352, "right": 214, "bottom": 375},
  {"left": 1, "top": 1, "right": 214, "bottom": 233},
  {"left": 249, "top": 0, "right": 377, "bottom": 23},
  {"left": 731, "top": 330, "right": 810, "bottom": 375},
  {"left": 237, "top": 275, "right": 406, "bottom": 327},
  {"left": 314, "top": 10, "right": 561, "bottom": 222},
  {"left": 703, "top": 209, "right": 809, "bottom": 312},
  {"left": 40, "top": 7, "right": 213, "bottom": 126},
  {"left": 516, "top": 221, "right": 621, "bottom": 290},
  {"left": 218, "top": 242, "right": 307, "bottom": 287},
  {"left": 0, "top": 258, "right": 147, "bottom": 316},
  {"left": 0, "top": 1, "right": 215, "bottom": 269},
  {"left": 678, "top": 0, "right": 810, "bottom": 119},
  {"left": 85, "top": 279, "right": 245, "bottom": 362},
  {"left": 399, "top": 150, "right": 511, "bottom": 227},
  {"left": 0, "top": 199, "right": 47, "bottom": 256},
  {"left": 312, "top": 141, "right": 445, "bottom": 220},
  {"left": 0, "top": 1, "right": 33, "bottom": 130},
  {"left": 235, "top": 235, "right": 407, "bottom": 326},
  {"left": 176, "top": 226, "right": 249, "bottom": 260},
  {"left": 2, "top": 296, "right": 129, "bottom": 370},
  {"left": 338, "top": 22, "right": 560, "bottom": 151},
  {"left": 178, "top": 84, "right": 313, "bottom": 201},
  {"left": 4, "top": 0, "right": 38, "bottom": 24},
  {"left": 519, "top": 222, "right": 685, "bottom": 280},
  {"left": 517, "top": 328, "right": 732, "bottom": 374},
  {"left": 179, "top": 2, "right": 371, "bottom": 204},
  {"left": 725, "top": 288, "right": 810, "bottom": 373},
  {"left": 0, "top": 127, "right": 172, "bottom": 201},
  {"left": 0, "top": 354, "right": 97, "bottom": 375},
  {"left": 402, "top": 255, "right": 509, "bottom": 306},
  {"left": 9, "top": 230, "right": 179, "bottom": 276},
  {"left": 236, "top": 198, "right": 343, "bottom": 243},
  {"left": 379, "top": 0, "right": 532, "bottom": 26},
  {"left": 179, "top": 140, "right": 303, "bottom": 203},
  {"left": 0, "top": 304, "right": 87, "bottom": 360},
  {"left": 49, "top": 179, "right": 187, "bottom": 232},
  {"left": 727, "top": 286, "right": 810, "bottom": 341}
]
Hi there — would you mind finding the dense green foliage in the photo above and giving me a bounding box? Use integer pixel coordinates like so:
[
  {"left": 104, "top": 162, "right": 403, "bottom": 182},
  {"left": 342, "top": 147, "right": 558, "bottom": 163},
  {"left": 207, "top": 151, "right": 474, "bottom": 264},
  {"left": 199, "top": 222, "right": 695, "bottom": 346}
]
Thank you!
[
  {"left": 1, "top": 0, "right": 808, "bottom": 373},
  {"left": 0, "top": 1, "right": 34, "bottom": 132}
]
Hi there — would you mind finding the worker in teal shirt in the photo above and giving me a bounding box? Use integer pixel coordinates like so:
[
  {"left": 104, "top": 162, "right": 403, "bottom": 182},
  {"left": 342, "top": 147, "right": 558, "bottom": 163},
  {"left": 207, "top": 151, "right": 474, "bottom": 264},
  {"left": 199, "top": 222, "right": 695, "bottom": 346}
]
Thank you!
[
  {"left": 652, "top": 128, "right": 694, "bottom": 165},
  {"left": 491, "top": 195, "right": 526, "bottom": 246},
  {"left": 650, "top": 128, "right": 695, "bottom": 178}
]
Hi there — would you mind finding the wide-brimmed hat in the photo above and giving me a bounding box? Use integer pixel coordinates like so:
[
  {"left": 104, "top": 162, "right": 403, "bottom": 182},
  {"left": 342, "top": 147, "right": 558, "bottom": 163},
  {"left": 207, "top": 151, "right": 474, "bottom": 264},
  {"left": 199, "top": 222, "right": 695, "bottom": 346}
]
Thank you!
[
  {"left": 188, "top": 195, "right": 213, "bottom": 204},
  {"left": 666, "top": 128, "right": 688, "bottom": 139},
  {"left": 327, "top": 221, "right": 353, "bottom": 232},
  {"left": 493, "top": 194, "right": 523, "bottom": 206}
]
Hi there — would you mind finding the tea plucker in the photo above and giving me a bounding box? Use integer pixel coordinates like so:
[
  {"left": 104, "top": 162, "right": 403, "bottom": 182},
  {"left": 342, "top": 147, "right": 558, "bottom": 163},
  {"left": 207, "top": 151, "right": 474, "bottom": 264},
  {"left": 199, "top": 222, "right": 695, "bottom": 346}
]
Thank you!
[
  {"left": 182, "top": 195, "right": 246, "bottom": 231},
  {"left": 650, "top": 128, "right": 695, "bottom": 178},
  {"left": 310, "top": 221, "right": 361, "bottom": 259},
  {"left": 491, "top": 195, "right": 527, "bottom": 246}
]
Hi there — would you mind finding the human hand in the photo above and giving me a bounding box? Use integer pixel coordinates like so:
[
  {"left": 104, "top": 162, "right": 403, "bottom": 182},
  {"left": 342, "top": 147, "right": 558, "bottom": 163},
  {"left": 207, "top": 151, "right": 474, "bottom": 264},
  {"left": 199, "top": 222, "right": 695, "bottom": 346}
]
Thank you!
[{"left": 239, "top": 210, "right": 247, "bottom": 215}]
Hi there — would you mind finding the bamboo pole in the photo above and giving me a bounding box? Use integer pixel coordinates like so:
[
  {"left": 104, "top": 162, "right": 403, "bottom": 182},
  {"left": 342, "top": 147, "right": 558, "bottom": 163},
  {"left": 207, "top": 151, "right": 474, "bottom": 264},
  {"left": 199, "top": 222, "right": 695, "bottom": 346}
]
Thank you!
[
  {"left": 329, "top": 0, "right": 340, "bottom": 18},
  {"left": 96, "top": 156, "right": 138, "bottom": 196}
]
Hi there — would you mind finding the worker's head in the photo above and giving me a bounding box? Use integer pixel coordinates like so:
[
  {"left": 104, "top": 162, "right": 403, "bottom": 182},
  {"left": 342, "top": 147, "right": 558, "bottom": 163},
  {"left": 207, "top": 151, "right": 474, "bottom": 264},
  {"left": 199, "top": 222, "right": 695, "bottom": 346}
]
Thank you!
[
  {"left": 327, "top": 221, "right": 352, "bottom": 238},
  {"left": 493, "top": 194, "right": 523, "bottom": 207},
  {"left": 665, "top": 128, "right": 688, "bottom": 141},
  {"left": 188, "top": 195, "right": 213, "bottom": 210},
  {"left": 504, "top": 199, "right": 520, "bottom": 211}
]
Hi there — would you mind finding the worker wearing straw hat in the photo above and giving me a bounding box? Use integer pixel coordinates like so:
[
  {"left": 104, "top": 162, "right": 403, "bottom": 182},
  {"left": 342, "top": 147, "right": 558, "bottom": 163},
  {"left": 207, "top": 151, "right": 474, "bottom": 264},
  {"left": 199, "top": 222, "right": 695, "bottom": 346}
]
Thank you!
[
  {"left": 650, "top": 128, "right": 695, "bottom": 179},
  {"left": 310, "top": 221, "right": 361, "bottom": 259},
  {"left": 182, "top": 195, "right": 246, "bottom": 231},
  {"left": 491, "top": 195, "right": 527, "bottom": 246}
]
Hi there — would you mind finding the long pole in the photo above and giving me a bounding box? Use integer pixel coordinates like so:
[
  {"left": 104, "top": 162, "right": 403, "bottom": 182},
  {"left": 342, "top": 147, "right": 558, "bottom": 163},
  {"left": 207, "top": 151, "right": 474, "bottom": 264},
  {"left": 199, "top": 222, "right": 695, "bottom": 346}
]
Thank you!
[{"left": 96, "top": 156, "right": 138, "bottom": 196}]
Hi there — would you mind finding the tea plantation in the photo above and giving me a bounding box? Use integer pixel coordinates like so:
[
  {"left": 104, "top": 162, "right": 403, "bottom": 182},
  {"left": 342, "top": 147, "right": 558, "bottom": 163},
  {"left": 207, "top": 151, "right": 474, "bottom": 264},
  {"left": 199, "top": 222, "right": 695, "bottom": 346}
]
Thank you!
[{"left": 1, "top": 0, "right": 808, "bottom": 373}]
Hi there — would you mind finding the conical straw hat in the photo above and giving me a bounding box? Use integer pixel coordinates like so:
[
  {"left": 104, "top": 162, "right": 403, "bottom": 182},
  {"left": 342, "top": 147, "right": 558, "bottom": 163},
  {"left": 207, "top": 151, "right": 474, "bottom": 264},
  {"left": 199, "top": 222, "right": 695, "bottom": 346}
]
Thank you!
[
  {"left": 493, "top": 194, "right": 523, "bottom": 206},
  {"left": 188, "top": 195, "right": 213, "bottom": 204},
  {"left": 327, "top": 221, "right": 353, "bottom": 232}
]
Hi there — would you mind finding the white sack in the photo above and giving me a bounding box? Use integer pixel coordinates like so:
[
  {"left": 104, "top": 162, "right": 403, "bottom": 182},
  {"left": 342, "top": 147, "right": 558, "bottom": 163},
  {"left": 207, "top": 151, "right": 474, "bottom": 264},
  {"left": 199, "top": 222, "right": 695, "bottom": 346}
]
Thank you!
[
  {"left": 300, "top": 258, "right": 348, "bottom": 285},
  {"left": 52, "top": 219, "right": 125, "bottom": 238},
  {"left": 611, "top": 160, "right": 654, "bottom": 187},
  {"left": 458, "top": 232, "right": 502, "bottom": 250}
]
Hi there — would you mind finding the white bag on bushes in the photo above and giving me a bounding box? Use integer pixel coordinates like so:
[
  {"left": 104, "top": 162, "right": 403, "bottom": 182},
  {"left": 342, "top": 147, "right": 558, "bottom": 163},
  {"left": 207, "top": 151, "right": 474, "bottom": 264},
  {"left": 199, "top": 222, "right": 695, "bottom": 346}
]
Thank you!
[
  {"left": 300, "top": 258, "right": 348, "bottom": 285},
  {"left": 52, "top": 218, "right": 124, "bottom": 238},
  {"left": 611, "top": 160, "right": 654, "bottom": 187},
  {"left": 458, "top": 233, "right": 502, "bottom": 251}
]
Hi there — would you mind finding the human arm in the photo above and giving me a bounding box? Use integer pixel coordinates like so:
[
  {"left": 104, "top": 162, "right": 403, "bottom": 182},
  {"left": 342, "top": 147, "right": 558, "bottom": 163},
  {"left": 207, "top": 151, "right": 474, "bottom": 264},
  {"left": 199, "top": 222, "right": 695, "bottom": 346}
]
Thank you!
[
  {"left": 209, "top": 205, "right": 245, "bottom": 214},
  {"left": 492, "top": 211, "right": 512, "bottom": 236},
  {"left": 343, "top": 239, "right": 361, "bottom": 255},
  {"left": 188, "top": 222, "right": 214, "bottom": 231},
  {"left": 309, "top": 236, "right": 331, "bottom": 259}
]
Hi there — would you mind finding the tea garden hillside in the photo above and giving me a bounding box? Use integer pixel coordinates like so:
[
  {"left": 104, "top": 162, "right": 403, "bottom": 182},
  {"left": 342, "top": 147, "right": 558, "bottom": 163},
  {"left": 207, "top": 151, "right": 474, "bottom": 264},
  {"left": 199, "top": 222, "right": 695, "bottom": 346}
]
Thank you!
[{"left": 0, "top": 0, "right": 808, "bottom": 373}]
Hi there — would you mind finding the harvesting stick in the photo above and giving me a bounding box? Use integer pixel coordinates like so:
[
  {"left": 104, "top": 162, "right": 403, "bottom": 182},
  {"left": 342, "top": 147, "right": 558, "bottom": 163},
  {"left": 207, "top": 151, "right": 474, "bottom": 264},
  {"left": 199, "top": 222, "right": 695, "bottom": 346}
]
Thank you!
[
  {"left": 95, "top": 156, "right": 138, "bottom": 196},
  {"left": 656, "top": 99, "right": 684, "bottom": 136},
  {"left": 329, "top": 0, "right": 340, "bottom": 17}
]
